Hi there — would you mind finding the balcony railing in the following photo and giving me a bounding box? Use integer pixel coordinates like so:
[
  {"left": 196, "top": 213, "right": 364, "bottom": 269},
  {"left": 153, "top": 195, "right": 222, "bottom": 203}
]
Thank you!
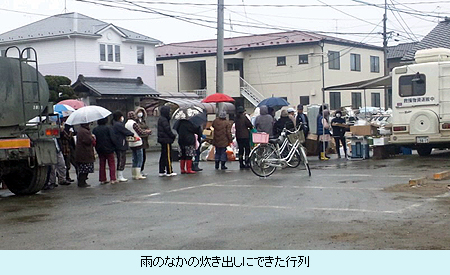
[{"left": 180, "top": 89, "right": 207, "bottom": 98}]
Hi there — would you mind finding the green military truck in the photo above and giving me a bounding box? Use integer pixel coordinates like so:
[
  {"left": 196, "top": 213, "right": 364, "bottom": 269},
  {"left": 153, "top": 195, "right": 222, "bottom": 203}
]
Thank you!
[{"left": 0, "top": 47, "right": 58, "bottom": 195}]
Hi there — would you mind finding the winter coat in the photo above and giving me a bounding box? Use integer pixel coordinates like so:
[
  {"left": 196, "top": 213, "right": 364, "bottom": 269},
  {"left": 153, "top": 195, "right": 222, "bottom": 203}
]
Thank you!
[
  {"left": 157, "top": 106, "right": 176, "bottom": 144},
  {"left": 212, "top": 117, "right": 232, "bottom": 148},
  {"left": 125, "top": 112, "right": 144, "bottom": 149},
  {"left": 331, "top": 117, "right": 346, "bottom": 137},
  {"left": 135, "top": 107, "right": 150, "bottom": 149},
  {"left": 92, "top": 124, "right": 116, "bottom": 154},
  {"left": 234, "top": 113, "right": 253, "bottom": 139},
  {"left": 273, "top": 116, "right": 295, "bottom": 137},
  {"left": 174, "top": 119, "right": 200, "bottom": 146},
  {"left": 296, "top": 112, "right": 309, "bottom": 137},
  {"left": 317, "top": 115, "right": 331, "bottom": 136},
  {"left": 254, "top": 105, "right": 274, "bottom": 136},
  {"left": 112, "top": 120, "right": 134, "bottom": 151},
  {"left": 75, "top": 124, "right": 95, "bottom": 163}
]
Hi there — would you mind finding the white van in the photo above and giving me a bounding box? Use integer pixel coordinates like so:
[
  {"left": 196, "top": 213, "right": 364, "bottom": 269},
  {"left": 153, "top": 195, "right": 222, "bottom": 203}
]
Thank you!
[{"left": 390, "top": 48, "right": 450, "bottom": 156}]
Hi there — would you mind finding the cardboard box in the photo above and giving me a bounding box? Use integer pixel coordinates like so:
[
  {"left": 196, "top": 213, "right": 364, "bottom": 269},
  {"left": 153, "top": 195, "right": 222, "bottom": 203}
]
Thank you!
[
  {"left": 202, "top": 129, "right": 214, "bottom": 140},
  {"left": 307, "top": 133, "right": 318, "bottom": 141},
  {"left": 350, "top": 125, "right": 378, "bottom": 136},
  {"left": 305, "top": 138, "right": 318, "bottom": 156}
]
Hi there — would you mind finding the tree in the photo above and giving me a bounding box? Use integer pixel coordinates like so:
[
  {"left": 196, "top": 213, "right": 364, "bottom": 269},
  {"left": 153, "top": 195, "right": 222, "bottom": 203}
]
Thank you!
[{"left": 45, "top": 75, "right": 77, "bottom": 103}]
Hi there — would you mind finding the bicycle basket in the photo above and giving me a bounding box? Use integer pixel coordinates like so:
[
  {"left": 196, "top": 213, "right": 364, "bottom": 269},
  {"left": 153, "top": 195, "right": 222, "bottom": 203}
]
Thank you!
[
  {"left": 287, "top": 131, "right": 305, "bottom": 143},
  {"left": 252, "top": 132, "right": 269, "bottom": 144}
]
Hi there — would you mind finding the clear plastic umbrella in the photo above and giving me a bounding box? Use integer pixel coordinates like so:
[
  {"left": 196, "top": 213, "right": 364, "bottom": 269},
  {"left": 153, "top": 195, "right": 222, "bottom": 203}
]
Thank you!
[{"left": 65, "top": 106, "right": 111, "bottom": 125}]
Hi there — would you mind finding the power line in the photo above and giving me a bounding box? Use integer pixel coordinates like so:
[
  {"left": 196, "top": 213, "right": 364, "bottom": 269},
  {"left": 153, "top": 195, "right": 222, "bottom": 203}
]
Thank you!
[{"left": 113, "top": 1, "right": 450, "bottom": 8}]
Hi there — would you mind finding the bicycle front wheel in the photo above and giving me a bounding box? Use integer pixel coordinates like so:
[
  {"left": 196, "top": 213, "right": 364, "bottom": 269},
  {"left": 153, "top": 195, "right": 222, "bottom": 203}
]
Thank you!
[
  {"left": 249, "top": 144, "right": 277, "bottom": 177},
  {"left": 299, "top": 146, "right": 311, "bottom": 176}
]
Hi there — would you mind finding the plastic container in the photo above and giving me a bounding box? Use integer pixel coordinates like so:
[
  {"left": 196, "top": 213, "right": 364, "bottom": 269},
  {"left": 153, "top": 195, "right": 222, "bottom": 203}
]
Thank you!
[
  {"left": 401, "top": 147, "right": 412, "bottom": 155},
  {"left": 252, "top": 132, "right": 269, "bottom": 144}
]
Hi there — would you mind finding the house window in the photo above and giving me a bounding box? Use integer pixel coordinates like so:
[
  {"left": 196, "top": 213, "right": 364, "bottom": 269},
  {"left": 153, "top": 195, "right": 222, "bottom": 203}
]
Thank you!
[
  {"left": 352, "top": 92, "right": 362, "bottom": 109},
  {"left": 157, "top": 64, "right": 164, "bottom": 76},
  {"left": 350, "top": 53, "right": 361, "bottom": 71},
  {"left": 328, "top": 51, "right": 340, "bottom": 70},
  {"left": 371, "top": 93, "right": 381, "bottom": 107},
  {"left": 114, "top": 45, "right": 121, "bottom": 62},
  {"left": 100, "top": 43, "right": 120, "bottom": 62},
  {"left": 107, "top": 45, "right": 113, "bottom": 62},
  {"left": 137, "top": 46, "right": 145, "bottom": 64},
  {"left": 329, "top": 92, "right": 341, "bottom": 110},
  {"left": 300, "top": 96, "right": 310, "bottom": 106},
  {"left": 227, "top": 63, "right": 239, "bottom": 71},
  {"left": 299, "top": 54, "right": 308, "bottom": 64},
  {"left": 100, "top": 44, "right": 106, "bottom": 61},
  {"left": 277, "top": 56, "right": 286, "bottom": 66},
  {"left": 370, "top": 56, "right": 380, "bottom": 73},
  {"left": 399, "top": 74, "right": 426, "bottom": 97}
]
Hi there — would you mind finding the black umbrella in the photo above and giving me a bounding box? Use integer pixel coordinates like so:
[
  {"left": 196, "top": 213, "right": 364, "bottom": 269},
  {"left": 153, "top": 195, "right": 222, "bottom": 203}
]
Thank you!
[{"left": 188, "top": 111, "right": 207, "bottom": 128}]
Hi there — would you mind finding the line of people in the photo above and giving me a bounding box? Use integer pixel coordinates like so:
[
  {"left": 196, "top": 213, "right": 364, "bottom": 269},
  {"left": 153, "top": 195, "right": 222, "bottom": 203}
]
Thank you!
[
  {"left": 43, "top": 103, "right": 332, "bottom": 190},
  {"left": 43, "top": 108, "right": 151, "bottom": 189}
]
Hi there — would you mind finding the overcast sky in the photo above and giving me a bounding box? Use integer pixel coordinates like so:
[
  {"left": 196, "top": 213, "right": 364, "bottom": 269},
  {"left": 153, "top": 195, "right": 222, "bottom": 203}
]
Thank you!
[{"left": 1, "top": 0, "right": 448, "bottom": 46}]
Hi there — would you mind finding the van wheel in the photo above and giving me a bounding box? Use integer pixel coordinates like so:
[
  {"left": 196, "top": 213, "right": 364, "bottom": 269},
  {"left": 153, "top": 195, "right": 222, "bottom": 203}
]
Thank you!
[{"left": 417, "top": 145, "right": 432, "bottom": 156}]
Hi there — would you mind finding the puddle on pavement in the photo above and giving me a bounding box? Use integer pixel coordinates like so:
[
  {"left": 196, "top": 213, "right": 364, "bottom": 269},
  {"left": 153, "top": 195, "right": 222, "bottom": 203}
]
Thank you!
[
  {"left": 8, "top": 214, "right": 50, "bottom": 223},
  {"left": 337, "top": 180, "right": 362, "bottom": 184}
]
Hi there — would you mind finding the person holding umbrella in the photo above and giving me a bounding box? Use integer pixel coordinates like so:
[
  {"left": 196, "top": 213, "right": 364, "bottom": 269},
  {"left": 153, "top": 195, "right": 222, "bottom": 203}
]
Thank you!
[
  {"left": 254, "top": 105, "right": 274, "bottom": 137},
  {"left": 125, "top": 111, "right": 151, "bottom": 180},
  {"left": 174, "top": 116, "right": 202, "bottom": 174},
  {"left": 212, "top": 110, "right": 232, "bottom": 170},
  {"left": 65, "top": 105, "right": 112, "bottom": 187}
]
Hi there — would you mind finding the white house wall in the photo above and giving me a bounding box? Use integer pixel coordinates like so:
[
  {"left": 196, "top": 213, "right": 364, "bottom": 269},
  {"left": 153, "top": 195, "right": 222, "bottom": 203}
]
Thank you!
[
  {"left": 2, "top": 32, "right": 157, "bottom": 88},
  {"left": 242, "top": 45, "right": 323, "bottom": 106},
  {"left": 322, "top": 43, "right": 385, "bottom": 108},
  {"left": 156, "top": 59, "right": 179, "bottom": 92},
  {"left": 156, "top": 42, "right": 384, "bottom": 109}
]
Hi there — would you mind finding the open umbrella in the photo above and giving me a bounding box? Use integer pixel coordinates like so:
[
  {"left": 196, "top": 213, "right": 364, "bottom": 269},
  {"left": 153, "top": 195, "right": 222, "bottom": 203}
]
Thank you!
[
  {"left": 201, "top": 93, "right": 235, "bottom": 103},
  {"left": 172, "top": 106, "right": 206, "bottom": 129},
  {"left": 257, "top": 97, "right": 289, "bottom": 110},
  {"left": 54, "top": 104, "right": 75, "bottom": 118},
  {"left": 172, "top": 106, "right": 204, "bottom": 120},
  {"left": 65, "top": 105, "right": 111, "bottom": 125},
  {"left": 58, "top": 99, "right": 86, "bottom": 110}
]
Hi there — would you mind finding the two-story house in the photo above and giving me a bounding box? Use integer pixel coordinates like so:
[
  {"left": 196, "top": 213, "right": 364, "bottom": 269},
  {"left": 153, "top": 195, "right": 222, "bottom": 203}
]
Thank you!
[
  {"left": 156, "top": 31, "right": 385, "bottom": 110},
  {"left": 0, "top": 12, "right": 161, "bottom": 90}
]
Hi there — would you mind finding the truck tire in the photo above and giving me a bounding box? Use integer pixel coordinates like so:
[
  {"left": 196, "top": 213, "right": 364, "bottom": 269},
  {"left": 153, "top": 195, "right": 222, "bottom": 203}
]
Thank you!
[
  {"left": 3, "top": 163, "right": 49, "bottom": 195},
  {"left": 417, "top": 145, "right": 432, "bottom": 156}
]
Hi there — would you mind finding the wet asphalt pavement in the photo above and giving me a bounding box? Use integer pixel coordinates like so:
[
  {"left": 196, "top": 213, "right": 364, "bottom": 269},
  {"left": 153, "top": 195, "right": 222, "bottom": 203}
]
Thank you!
[{"left": 1, "top": 151, "right": 450, "bottom": 249}]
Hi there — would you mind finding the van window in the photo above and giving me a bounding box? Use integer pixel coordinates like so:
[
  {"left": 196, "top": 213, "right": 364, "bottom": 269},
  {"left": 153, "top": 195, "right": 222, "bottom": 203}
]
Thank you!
[{"left": 399, "top": 74, "right": 426, "bottom": 97}]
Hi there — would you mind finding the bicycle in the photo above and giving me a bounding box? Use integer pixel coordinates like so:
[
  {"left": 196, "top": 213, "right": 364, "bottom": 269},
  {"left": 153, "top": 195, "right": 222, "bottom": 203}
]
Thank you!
[{"left": 249, "top": 127, "right": 311, "bottom": 178}]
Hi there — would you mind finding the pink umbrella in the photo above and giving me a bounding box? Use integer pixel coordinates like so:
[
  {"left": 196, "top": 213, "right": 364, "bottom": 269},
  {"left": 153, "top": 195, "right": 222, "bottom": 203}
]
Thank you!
[{"left": 58, "top": 99, "right": 86, "bottom": 110}]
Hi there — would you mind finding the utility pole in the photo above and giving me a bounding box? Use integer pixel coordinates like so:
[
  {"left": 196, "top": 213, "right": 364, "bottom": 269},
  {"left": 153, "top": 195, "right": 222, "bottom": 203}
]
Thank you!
[
  {"left": 383, "top": 0, "right": 389, "bottom": 110},
  {"left": 216, "top": 0, "right": 225, "bottom": 115}
]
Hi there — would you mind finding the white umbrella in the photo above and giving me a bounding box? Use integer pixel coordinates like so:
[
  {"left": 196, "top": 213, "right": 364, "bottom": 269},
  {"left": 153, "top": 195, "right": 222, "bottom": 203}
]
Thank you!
[{"left": 65, "top": 105, "right": 111, "bottom": 125}]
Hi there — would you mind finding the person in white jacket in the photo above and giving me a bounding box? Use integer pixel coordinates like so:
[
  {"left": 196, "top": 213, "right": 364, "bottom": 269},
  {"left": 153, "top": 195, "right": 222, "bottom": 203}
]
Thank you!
[{"left": 125, "top": 111, "right": 151, "bottom": 180}]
